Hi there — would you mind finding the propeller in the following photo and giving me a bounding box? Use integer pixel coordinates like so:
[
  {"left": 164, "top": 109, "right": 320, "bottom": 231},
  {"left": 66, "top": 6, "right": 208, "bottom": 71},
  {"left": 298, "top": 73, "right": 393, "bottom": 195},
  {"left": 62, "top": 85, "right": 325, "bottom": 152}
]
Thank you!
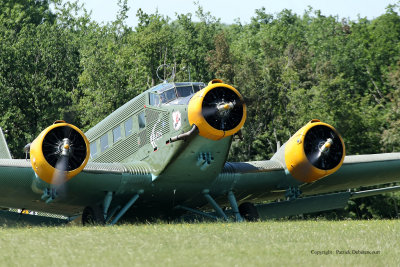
[
  {"left": 303, "top": 125, "right": 344, "bottom": 170},
  {"left": 201, "top": 87, "right": 244, "bottom": 131},
  {"left": 41, "top": 126, "right": 87, "bottom": 189}
]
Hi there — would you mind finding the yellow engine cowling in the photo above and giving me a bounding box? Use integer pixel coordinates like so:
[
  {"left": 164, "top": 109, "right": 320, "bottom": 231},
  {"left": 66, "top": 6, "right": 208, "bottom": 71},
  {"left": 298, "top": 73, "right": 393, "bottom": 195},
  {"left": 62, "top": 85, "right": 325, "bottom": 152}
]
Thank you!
[
  {"left": 30, "top": 121, "right": 90, "bottom": 185},
  {"left": 188, "top": 79, "right": 247, "bottom": 140},
  {"left": 284, "top": 119, "right": 345, "bottom": 183}
]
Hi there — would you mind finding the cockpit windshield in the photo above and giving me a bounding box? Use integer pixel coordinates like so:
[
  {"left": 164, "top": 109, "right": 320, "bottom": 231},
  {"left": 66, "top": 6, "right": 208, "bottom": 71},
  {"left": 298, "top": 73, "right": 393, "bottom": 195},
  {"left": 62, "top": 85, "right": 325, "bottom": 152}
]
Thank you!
[
  {"left": 160, "top": 88, "right": 176, "bottom": 103},
  {"left": 149, "top": 82, "right": 205, "bottom": 106},
  {"left": 176, "top": 86, "right": 193, "bottom": 97}
]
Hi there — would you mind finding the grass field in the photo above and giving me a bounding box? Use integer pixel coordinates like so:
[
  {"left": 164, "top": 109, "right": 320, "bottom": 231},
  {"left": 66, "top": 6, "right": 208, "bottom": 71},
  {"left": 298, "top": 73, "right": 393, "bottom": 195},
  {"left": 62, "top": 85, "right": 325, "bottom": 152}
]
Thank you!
[{"left": 0, "top": 220, "right": 399, "bottom": 266}]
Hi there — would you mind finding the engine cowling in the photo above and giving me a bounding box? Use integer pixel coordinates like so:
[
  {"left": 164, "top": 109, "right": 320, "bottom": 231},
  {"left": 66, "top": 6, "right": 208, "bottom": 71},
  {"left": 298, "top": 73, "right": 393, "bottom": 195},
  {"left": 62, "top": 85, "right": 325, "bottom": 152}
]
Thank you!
[
  {"left": 284, "top": 119, "right": 345, "bottom": 183},
  {"left": 30, "top": 121, "right": 90, "bottom": 185},
  {"left": 188, "top": 79, "right": 247, "bottom": 140}
]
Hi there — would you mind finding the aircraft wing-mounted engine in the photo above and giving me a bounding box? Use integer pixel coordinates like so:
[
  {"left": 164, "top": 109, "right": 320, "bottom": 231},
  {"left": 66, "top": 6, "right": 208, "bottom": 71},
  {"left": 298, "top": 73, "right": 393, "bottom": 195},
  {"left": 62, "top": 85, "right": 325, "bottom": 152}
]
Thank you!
[
  {"left": 273, "top": 119, "right": 345, "bottom": 183},
  {"left": 29, "top": 121, "right": 90, "bottom": 185},
  {"left": 188, "top": 79, "right": 247, "bottom": 140}
]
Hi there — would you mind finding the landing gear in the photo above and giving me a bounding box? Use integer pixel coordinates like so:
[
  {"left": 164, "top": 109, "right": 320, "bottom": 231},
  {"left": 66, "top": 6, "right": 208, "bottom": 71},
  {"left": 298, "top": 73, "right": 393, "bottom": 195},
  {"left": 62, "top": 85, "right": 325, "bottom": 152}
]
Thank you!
[
  {"left": 82, "top": 205, "right": 104, "bottom": 225},
  {"left": 239, "top": 202, "right": 259, "bottom": 221},
  {"left": 176, "top": 190, "right": 245, "bottom": 222}
]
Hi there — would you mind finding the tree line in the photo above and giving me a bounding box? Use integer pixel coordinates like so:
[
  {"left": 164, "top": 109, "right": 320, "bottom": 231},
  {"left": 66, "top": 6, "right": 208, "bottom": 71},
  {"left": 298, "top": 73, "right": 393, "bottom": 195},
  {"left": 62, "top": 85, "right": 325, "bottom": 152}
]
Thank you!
[{"left": 1, "top": 0, "right": 400, "bottom": 218}]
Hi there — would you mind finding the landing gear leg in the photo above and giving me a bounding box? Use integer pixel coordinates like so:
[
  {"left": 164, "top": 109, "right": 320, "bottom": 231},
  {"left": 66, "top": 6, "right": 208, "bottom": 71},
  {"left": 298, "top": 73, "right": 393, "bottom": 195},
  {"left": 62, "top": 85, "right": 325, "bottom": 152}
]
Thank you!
[
  {"left": 203, "top": 189, "right": 228, "bottom": 221},
  {"left": 103, "top": 191, "right": 113, "bottom": 220},
  {"left": 228, "top": 191, "right": 243, "bottom": 222},
  {"left": 108, "top": 190, "right": 143, "bottom": 226}
]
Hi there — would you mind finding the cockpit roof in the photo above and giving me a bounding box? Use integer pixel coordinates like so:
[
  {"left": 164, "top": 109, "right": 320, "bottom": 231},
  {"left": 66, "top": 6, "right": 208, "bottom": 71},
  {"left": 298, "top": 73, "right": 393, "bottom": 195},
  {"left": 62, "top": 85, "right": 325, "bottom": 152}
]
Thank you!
[
  {"left": 149, "top": 82, "right": 205, "bottom": 94},
  {"left": 148, "top": 82, "right": 206, "bottom": 106}
]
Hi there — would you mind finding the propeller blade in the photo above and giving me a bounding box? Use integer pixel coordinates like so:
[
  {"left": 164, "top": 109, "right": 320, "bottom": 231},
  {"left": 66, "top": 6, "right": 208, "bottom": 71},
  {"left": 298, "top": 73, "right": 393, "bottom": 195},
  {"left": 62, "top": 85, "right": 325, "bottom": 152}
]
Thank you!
[{"left": 304, "top": 125, "right": 344, "bottom": 170}]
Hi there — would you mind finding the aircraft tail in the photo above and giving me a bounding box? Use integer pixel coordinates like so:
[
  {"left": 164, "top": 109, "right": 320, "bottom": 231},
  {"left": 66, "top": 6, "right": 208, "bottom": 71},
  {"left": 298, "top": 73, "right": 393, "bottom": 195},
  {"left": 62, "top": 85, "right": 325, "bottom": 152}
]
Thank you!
[{"left": 0, "top": 128, "right": 11, "bottom": 159}]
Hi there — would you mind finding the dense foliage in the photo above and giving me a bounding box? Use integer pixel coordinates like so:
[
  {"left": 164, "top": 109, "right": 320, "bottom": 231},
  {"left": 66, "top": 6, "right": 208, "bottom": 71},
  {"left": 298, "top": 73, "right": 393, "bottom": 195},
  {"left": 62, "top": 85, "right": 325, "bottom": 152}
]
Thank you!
[{"left": 0, "top": 0, "right": 399, "bottom": 218}]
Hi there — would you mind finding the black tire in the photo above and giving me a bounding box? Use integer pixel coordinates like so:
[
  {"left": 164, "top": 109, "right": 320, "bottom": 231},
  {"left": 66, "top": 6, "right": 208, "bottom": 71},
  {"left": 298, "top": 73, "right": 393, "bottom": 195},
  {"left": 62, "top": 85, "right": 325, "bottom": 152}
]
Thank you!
[
  {"left": 239, "top": 202, "right": 259, "bottom": 222},
  {"left": 82, "top": 205, "right": 105, "bottom": 226}
]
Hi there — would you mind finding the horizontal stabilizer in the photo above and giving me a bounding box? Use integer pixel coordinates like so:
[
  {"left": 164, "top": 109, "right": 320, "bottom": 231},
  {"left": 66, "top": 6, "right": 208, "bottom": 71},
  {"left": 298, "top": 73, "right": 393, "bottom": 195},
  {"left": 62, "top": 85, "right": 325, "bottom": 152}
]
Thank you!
[{"left": 0, "top": 128, "right": 11, "bottom": 159}]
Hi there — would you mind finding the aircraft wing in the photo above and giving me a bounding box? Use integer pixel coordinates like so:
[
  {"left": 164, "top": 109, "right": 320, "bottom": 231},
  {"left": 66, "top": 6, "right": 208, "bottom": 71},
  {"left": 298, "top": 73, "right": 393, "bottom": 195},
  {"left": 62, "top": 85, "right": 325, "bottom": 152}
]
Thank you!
[
  {"left": 0, "top": 159, "right": 152, "bottom": 217},
  {"left": 300, "top": 153, "right": 400, "bottom": 195},
  {"left": 216, "top": 153, "right": 400, "bottom": 202},
  {"left": 210, "top": 153, "right": 400, "bottom": 220}
]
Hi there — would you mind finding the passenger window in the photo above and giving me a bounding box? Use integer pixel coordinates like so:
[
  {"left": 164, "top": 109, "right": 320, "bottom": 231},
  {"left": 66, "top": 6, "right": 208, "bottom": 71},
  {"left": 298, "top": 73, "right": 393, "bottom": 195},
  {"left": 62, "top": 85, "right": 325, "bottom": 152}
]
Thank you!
[
  {"left": 90, "top": 141, "right": 97, "bottom": 159},
  {"left": 100, "top": 134, "right": 109, "bottom": 152},
  {"left": 113, "top": 125, "right": 122, "bottom": 143},
  {"left": 176, "top": 86, "right": 193, "bottom": 97},
  {"left": 138, "top": 111, "right": 146, "bottom": 130},
  {"left": 125, "top": 117, "right": 133, "bottom": 137}
]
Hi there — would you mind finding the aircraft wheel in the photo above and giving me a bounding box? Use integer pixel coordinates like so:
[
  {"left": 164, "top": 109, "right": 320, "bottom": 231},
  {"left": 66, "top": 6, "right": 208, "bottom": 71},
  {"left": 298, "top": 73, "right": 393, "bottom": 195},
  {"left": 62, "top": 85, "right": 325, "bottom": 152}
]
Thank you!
[
  {"left": 239, "top": 202, "right": 259, "bottom": 221},
  {"left": 82, "top": 205, "right": 104, "bottom": 226}
]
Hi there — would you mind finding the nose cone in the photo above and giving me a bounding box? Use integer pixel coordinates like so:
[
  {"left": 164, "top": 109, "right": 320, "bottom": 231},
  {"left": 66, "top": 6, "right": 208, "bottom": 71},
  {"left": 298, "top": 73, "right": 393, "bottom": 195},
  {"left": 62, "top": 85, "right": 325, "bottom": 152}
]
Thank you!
[{"left": 188, "top": 81, "right": 246, "bottom": 140}]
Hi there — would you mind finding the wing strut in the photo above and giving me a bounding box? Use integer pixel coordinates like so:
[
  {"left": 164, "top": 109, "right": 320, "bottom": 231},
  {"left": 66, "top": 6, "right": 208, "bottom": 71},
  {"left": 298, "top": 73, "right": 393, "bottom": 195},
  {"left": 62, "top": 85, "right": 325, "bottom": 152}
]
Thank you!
[{"left": 108, "top": 190, "right": 143, "bottom": 226}]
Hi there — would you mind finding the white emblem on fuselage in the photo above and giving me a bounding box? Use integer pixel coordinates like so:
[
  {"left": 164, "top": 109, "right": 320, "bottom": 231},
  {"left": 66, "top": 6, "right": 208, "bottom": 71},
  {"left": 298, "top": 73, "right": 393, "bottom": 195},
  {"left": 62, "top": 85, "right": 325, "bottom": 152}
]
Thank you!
[
  {"left": 172, "top": 111, "right": 181, "bottom": 130},
  {"left": 150, "top": 119, "right": 162, "bottom": 149}
]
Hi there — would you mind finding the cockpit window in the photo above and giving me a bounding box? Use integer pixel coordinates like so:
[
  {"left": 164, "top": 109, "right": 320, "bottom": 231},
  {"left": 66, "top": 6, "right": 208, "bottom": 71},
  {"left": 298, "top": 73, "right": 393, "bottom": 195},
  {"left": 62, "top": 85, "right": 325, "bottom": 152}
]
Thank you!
[
  {"left": 160, "top": 88, "right": 176, "bottom": 103},
  {"left": 149, "top": 93, "right": 161, "bottom": 106},
  {"left": 149, "top": 83, "right": 206, "bottom": 105},
  {"left": 193, "top": 84, "right": 204, "bottom": 93},
  {"left": 176, "top": 86, "right": 193, "bottom": 97}
]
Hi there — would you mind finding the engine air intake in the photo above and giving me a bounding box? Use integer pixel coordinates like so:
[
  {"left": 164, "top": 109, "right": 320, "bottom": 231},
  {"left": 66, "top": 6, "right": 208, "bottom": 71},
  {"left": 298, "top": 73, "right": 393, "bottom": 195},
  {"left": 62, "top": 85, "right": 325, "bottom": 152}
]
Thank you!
[
  {"left": 303, "top": 125, "right": 344, "bottom": 170},
  {"left": 284, "top": 120, "right": 345, "bottom": 183},
  {"left": 30, "top": 122, "right": 90, "bottom": 185},
  {"left": 188, "top": 80, "right": 246, "bottom": 140}
]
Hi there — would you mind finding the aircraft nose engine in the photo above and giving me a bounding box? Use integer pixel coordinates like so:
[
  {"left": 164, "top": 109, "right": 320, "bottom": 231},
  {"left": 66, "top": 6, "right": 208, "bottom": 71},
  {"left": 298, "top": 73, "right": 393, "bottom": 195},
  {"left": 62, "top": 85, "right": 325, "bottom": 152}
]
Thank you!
[
  {"left": 188, "top": 79, "right": 247, "bottom": 140},
  {"left": 30, "top": 121, "right": 90, "bottom": 185},
  {"left": 284, "top": 119, "right": 345, "bottom": 183}
]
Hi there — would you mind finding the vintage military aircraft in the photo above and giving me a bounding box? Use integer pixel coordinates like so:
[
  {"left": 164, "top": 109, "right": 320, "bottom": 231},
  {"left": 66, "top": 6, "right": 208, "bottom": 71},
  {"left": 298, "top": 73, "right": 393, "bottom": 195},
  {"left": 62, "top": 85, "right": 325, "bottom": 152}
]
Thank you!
[{"left": 0, "top": 79, "right": 399, "bottom": 225}]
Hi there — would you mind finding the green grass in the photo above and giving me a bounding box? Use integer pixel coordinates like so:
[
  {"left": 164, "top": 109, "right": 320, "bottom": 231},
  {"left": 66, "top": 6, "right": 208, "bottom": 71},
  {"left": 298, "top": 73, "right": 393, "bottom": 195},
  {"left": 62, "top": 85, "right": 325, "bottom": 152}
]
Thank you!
[{"left": 0, "top": 220, "right": 399, "bottom": 266}]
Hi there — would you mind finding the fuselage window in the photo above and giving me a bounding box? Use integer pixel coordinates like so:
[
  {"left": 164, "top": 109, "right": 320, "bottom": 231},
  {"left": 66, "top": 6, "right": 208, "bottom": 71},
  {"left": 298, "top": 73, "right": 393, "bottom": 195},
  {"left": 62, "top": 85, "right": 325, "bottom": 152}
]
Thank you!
[
  {"left": 100, "top": 134, "right": 109, "bottom": 152},
  {"left": 160, "top": 88, "right": 176, "bottom": 103},
  {"left": 90, "top": 142, "right": 97, "bottom": 159},
  {"left": 176, "top": 86, "right": 193, "bottom": 97},
  {"left": 113, "top": 125, "right": 122, "bottom": 143},
  {"left": 125, "top": 117, "right": 133, "bottom": 137},
  {"left": 150, "top": 93, "right": 161, "bottom": 106},
  {"left": 138, "top": 111, "right": 146, "bottom": 130}
]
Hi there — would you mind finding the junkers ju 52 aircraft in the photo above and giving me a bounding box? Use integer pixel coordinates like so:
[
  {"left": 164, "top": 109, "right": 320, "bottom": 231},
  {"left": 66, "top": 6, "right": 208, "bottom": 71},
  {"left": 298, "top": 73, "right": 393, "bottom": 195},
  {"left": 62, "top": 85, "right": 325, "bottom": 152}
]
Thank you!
[{"left": 0, "top": 78, "right": 400, "bottom": 225}]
